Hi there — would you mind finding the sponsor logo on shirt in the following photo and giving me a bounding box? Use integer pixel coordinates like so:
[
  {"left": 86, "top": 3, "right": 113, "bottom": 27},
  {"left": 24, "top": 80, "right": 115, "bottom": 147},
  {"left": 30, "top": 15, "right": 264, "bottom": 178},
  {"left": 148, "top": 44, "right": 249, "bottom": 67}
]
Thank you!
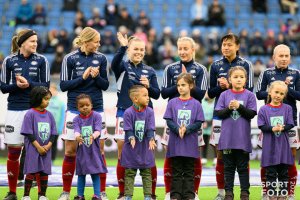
[
  {"left": 29, "top": 72, "right": 37, "bottom": 76},
  {"left": 142, "top": 70, "right": 148, "bottom": 73},
  {"left": 288, "top": 130, "right": 296, "bottom": 137},
  {"left": 119, "top": 121, "right": 124, "bottom": 128},
  {"left": 213, "top": 126, "right": 221, "bottom": 133},
  {"left": 5, "top": 125, "right": 14, "bottom": 133},
  {"left": 92, "top": 60, "right": 99, "bottom": 65},
  {"left": 66, "top": 121, "right": 73, "bottom": 129},
  {"left": 287, "top": 70, "right": 296, "bottom": 75},
  {"left": 102, "top": 122, "right": 106, "bottom": 129},
  {"left": 266, "top": 70, "right": 275, "bottom": 75},
  {"left": 31, "top": 61, "right": 38, "bottom": 66},
  {"left": 29, "top": 67, "right": 37, "bottom": 70},
  {"left": 190, "top": 69, "right": 196, "bottom": 74}
]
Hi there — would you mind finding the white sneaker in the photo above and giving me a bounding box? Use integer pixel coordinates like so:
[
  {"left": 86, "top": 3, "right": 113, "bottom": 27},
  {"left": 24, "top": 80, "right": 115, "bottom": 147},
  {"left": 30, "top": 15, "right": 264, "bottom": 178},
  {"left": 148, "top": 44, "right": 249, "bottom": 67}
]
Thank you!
[
  {"left": 164, "top": 192, "right": 170, "bottom": 200},
  {"left": 214, "top": 194, "right": 225, "bottom": 200},
  {"left": 58, "top": 192, "right": 70, "bottom": 200},
  {"left": 287, "top": 195, "right": 295, "bottom": 200},
  {"left": 39, "top": 196, "right": 49, "bottom": 200},
  {"left": 21, "top": 196, "right": 31, "bottom": 200},
  {"left": 101, "top": 192, "right": 109, "bottom": 200},
  {"left": 201, "top": 158, "right": 208, "bottom": 165},
  {"left": 195, "top": 193, "right": 199, "bottom": 200},
  {"left": 261, "top": 194, "right": 268, "bottom": 200}
]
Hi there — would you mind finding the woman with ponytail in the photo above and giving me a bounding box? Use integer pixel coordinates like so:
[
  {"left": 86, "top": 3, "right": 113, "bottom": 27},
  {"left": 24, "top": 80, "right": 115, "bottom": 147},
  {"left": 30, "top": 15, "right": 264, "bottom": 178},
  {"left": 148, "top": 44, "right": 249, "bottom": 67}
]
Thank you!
[
  {"left": 0, "top": 29, "right": 50, "bottom": 200},
  {"left": 58, "top": 27, "right": 109, "bottom": 200}
]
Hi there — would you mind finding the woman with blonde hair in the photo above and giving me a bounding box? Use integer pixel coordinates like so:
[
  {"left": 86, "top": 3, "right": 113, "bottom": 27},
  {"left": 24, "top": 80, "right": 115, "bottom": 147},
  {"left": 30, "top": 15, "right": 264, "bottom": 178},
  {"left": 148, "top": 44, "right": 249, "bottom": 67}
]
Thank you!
[
  {"left": 58, "top": 27, "right": 109, "bottom": 200},
  {"left": 161, "top": 36, "right": 208, "bottom": 200},
  {"left": 0, "top": 29, "right": 50, "bottom": 200}
]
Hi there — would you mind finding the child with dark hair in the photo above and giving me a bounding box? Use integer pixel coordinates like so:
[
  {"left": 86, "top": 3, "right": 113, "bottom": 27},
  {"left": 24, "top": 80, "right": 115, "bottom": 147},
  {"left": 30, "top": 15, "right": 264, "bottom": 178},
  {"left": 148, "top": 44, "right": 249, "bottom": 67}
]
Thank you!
[
  {"left": 73, "top": 94, "right": 108, "bottom": 200},
  {"left": 164, "top": 73, "right": 205, "bottom": 200},
  {"left": 121, "top": 85, "right": 156, "bottom": 200},
  {"left": 20, "top": 86, "right": 57, "bottom": 200}
]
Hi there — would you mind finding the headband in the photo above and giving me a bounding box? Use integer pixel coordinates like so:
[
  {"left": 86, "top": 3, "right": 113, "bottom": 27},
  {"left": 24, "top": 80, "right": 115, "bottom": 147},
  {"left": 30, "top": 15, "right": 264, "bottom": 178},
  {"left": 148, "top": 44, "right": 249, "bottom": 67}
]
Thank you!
[{"left": 17, "top": 30, "right": 37, "bottom": 47}]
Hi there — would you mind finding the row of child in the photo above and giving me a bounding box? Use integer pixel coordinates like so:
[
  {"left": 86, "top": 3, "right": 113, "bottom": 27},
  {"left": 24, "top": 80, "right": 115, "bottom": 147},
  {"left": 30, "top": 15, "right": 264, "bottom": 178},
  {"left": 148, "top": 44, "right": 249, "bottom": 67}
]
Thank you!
[{"left": 1, "top": 26, "right": 299, "bottom": 200}]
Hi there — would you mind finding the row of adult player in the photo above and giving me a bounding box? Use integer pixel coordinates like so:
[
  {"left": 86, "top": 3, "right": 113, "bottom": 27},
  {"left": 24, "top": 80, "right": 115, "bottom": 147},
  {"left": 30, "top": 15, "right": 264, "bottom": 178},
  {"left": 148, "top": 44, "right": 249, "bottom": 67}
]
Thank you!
[{"left": 0, "top": 27, "right": 299, "bottom": 200}]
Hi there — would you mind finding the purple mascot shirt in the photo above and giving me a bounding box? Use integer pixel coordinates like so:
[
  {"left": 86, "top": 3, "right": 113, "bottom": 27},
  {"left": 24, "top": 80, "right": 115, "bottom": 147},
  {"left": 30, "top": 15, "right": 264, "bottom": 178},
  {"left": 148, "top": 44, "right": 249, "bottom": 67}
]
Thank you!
[
  {"left": 164, "top": 97, "right": 204, "bottom": 158},
  {"left": 258, "top": 104, "right": 294, "bottom": 167},
  {"left": 121, "top": 106, "right": 156, "bottom": 169},
  {"left": 73, "top": 111, "right": 108, "bottom": 175},
  {"left": 21, "top": 108, "right": 57, "bottom": 175},
  {"left": 215, "top": 89, "right": 257, "bottom": 153}
]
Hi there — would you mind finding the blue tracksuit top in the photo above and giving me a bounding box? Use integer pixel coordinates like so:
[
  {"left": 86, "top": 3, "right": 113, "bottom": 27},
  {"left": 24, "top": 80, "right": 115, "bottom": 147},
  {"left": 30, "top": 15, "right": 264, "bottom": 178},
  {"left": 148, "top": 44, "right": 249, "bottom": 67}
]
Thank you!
[
  {"left": 208, "top": 56, "right": 254, "bottom": 118},
  {"left": 256, "top": 66, "right": 300, "bottom": 125},
  {"left": 0, "top": 52, "right": 50, "bottom": 110},
  {"left": 60, "top": 48, "right": 109, "bottom": 111},
  {"left": 161, "top": 60, "right": 208, "bottom": 102},
  {"left": 111, "top": 46, "right": 160, "bottom": 115}
]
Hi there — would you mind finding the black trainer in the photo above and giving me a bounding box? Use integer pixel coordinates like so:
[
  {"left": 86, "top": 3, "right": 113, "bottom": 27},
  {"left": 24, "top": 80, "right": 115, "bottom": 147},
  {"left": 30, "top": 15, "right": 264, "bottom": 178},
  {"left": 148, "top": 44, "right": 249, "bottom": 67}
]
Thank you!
[{"left": 3, "top": 192, "right": 17, "bottom": 200}]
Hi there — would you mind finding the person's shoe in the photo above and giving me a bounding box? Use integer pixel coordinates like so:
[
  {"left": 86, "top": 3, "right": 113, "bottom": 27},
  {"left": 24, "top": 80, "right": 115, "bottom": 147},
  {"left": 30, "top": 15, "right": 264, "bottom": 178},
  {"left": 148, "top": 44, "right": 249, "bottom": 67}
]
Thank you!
[
  {"left": 151, "top": 194, "right": 157, "bottom": 200},
  {"left": 144, "top": 195, "right": 151, "bottom": 200},
  {"left": 91, "top": 195, "right": 101, "bottom": 200},
  {"left": 224, "top": 191, "right": 234, "bottom": 200},
  {"left": 58, "top": 192, "right": 71, "bottom": 200},
  {"left": 3, "top": 192, "right": 17, "bottom": 200},
  {"left": 261, "top": 194, "right": 268, "bottom": 200},
  {"left": 214, "top": 194, "right": 225, "bottom": 200},
  {"left": 39, "top": 196, "right": 49, "bottom": 200},
  {"left": 194, "top": 193, "right": 199, "bottom": 200},
  {"left": 240, "top": 191, "right": 249, "bottom": 200},
  {"left": 124, "top": 196, "right": 131, "bottom": 200},
  {"left": 17, "top": 180, "right": 24, "bottom": 187},
  {"left": 115, "top": 193, "right": 124, "bottom": 200},
  {"left": 101, "top": 192, "right": 109, "bottom": 200},
  {"left": 164, "top": 192, "right": 170, "bottom": 200},
  {"left": 73, "top": 196, "right": 85, "bottom": 200},
  {"left": 21, "top": 196, "right": 31, "bottom": 200},
  {"left": 287, "top": 195, "right": 295, "bottom": 200}
]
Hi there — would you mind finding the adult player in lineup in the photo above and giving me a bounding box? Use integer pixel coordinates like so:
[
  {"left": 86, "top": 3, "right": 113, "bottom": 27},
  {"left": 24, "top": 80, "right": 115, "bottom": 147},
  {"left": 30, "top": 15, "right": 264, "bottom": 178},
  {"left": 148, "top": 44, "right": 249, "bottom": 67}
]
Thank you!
[
  {"left": 0, "top": 29, "right": 50, "bottom": 200},
  {"left": 208, "top": 33, "right": 253, "bottom": 200},
  {"left": 256, "top": 44, "right": 300, "bottom": 200},
  {"left": 160, "top": 36, "right": 208, "bottom": 200},
  {"left": 111, "top": 32, "right": 160, "bottom": 200},
  {"left": 58, "top": 27, "right": 110, "bottom": 200}
]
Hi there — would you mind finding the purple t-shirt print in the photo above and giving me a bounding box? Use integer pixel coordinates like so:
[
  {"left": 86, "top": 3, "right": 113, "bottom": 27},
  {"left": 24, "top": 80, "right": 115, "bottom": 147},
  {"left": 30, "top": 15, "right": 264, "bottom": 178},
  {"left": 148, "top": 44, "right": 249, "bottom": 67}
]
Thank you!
[
  {"left": 215, "top": 89, "right": 257, "bottom": 153},
  {"left": 21, "top": 108, "right": 57, "bottom": 175},
  {"left": 257, "top": 103, "right": 294, "bottom": 167},
  {"left": 121, "top": 106, "right": 156, "bottom": 169},
  {"left": 164, "top": 97, "right": 204, "bottom": 158},
  {"left": 73, "top": 111, "right": 107, "bottom": 175}
]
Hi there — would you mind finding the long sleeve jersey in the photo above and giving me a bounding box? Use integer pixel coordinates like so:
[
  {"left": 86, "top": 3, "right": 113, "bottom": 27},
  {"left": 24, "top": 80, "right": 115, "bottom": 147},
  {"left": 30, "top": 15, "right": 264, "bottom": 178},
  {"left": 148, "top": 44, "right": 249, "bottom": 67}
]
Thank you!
[
  {"left": 256, "top": 66, "right": 300, "bottom": 125},
  {"left": 60, "top": 48, "right": 109, "bottom": 111},
  {"left": 208, "top": 56, "right": 253, "bottom": 118},
  {"left": 161, "top": 60, "right": 208, "bottom": 102},
  {"left": 111, "top": 46, "right": 160, "bottom": 114},
  {"left": 0, "top": 52, "right": 50, "bottom": 110}
]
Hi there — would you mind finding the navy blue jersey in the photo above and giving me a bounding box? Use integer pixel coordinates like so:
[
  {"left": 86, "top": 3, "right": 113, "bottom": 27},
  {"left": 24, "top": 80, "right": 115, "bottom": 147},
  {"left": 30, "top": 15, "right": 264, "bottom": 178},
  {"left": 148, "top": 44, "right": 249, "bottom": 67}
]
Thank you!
[
  {"left": 208, "top": 56, "right": 253, "bottom": 108},
  {"left": 60, "top": 48, "right": 109, "bottom": 111},
  {"left": 161, "top": 60, "right": 208, "bottom": 102},
  {"left": 256, "top": 66, "right": 300, "bottom": 125},
  {"left": 111, "top": 46, "right": 160, "bottom": 114},
  {"left": 0, "top": 52, "right": 50, "bottom": 110}
]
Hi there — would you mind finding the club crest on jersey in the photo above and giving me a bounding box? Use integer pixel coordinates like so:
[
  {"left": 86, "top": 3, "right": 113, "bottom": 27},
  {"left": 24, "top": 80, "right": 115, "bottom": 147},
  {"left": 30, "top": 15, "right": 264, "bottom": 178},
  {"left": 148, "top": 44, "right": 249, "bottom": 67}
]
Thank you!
[
  {"left": 177, "top": 109, "right": 191, "bottom": 126},
  {"left": 31, "top": 61, "right": 38, "bottom": 66},
  {"left": 38, "top": 122, "right": 50, "bottom": 143},
  {"left": 92, "top": 60, "right": 99, "bottom": 65},
  {"left": 81, "top": 126, "right": 93, "bottom": 147},
  {"left": 135, "top": 121, "right": 145, "bottom": 142}
]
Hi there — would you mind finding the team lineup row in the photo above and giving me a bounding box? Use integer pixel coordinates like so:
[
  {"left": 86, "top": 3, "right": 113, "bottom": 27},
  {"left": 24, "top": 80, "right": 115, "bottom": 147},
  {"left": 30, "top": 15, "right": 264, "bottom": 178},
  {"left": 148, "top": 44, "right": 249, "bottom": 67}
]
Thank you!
[{"left": 0, "top": 27, "right": 299, "bottom": 200}]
